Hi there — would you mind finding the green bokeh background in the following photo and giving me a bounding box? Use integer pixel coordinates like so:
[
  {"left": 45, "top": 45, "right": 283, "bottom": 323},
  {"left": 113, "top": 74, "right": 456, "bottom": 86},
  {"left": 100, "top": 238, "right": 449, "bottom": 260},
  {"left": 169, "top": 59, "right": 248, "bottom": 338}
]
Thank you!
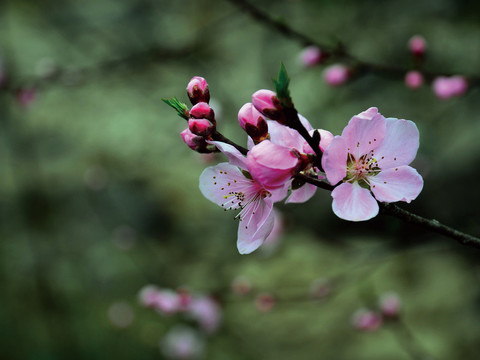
[{"left": 1, "top": 0, "right": 479, "bottom": 359}]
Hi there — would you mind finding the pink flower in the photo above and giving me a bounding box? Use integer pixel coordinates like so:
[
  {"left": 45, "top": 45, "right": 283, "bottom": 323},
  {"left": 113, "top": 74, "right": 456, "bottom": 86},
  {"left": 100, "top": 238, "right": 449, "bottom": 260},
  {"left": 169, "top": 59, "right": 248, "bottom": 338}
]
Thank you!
[
  {"left": 188, "top": 296, "right": 222, "bottom": 334},
  {"left": 251, "top": 89, "right": 285, "bottom": 122},
  {"left": 255, "top": 293, "right": 275, "bottom": 312},
  {"left": 252, "top": 116, "right": 333, "bottom": 204},
  {"left": 17, "top": 88, "right": 36, "bottom": 107},
  {"left": 408, "top": 35, "right": 426, "bottom": 56},
  {"left": 199, "top": 141, "right": 289, "bottom": 254},
  {"left": 138, "top": 285, "right": 161, "bottom": 308},
  {"left": 379, "top": 292, "right": 401, "bottom": 318},
  {"left": 188, "top": 118, "right": 215, "bottom": 137},
  {"left": 186, "top": 76, "right": 210, "bottom": 105},
  {"left": 405, "top": 70, "right": 424, "bottom": 89},
  {"left": 299, "top": 46, "right": 324, "bottom": 67},
  {"left": 238, "top": 102, "right": 268, "bottom": 142},
  {"left": 352, "top": 308, "right": 382, "bottom": 332},
  {"left": 432, "top": 76, "right": 468, "bottom": 99},
  {"left": 322, "top": 107, "right": 423, "bottom": 221},
  {"left": 138, "top": 285, "right": 181, "bottom": 315},
  {"left": 324, "top": 64, "right": 350, "bottom": 86}
]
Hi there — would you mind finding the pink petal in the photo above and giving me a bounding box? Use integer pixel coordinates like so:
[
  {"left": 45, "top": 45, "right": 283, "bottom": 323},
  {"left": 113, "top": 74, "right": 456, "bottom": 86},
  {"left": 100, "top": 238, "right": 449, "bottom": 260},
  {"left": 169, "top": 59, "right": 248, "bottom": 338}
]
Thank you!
[
  {"left": 267, "top": 120, "right": 305, "bottom": 150},
  {"left": 321, "top": 136, "right": 348, "bottom": 185},
  {"left": 285, "top": 183, "right": 317, "bottom": 204},
  {"left": 374, "top": 118, "right": 420, "bottom": 169},
  {"left": 207, "top": 141, "right": 247, "bottom": 169},
  {"left": 298, "top": 114, "right": 314, "bottom": 131},
  {"left": 199, "top": 163, "right": 258, "bottom": 208},
  {"left": 246, "top": 140, "right": 299, "bottom": 189},
  {"left": 369, "top": 166, "right": 423, "bottom": 203},
  {"left": 331, "top": 182, "right": 379, "bottom": 221},
  {"left": 237, "top": 196, "right": 275, "bottom": 254},
  {"left": 304, "top": 129, "right": 334, "bottom": 153},
  {"left": 341, "top": 111, "right": 386, "bottom": 159}
]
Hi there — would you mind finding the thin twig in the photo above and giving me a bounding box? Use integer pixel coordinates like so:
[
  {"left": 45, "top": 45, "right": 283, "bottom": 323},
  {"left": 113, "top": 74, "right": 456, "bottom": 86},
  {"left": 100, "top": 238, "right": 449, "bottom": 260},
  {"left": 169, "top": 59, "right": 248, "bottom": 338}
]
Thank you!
[{"left": 227, "top": 0, "right": 480, "bottom": 84}]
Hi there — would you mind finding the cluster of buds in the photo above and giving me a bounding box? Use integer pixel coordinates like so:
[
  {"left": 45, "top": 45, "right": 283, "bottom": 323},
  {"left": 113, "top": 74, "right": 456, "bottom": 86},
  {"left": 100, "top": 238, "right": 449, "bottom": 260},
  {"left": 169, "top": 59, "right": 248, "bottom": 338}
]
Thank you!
[
  {"left": 352, "top": 292, "right": 402, "bottom": 332},
  {"left": 139, "top": 285, "right": 222, "bottom": 334},
  {"left": 180, "top": 77, "right": 218, "bottom": 153},
  {"left": 404, "top": 35, "right": 469, "bottom": 98}
]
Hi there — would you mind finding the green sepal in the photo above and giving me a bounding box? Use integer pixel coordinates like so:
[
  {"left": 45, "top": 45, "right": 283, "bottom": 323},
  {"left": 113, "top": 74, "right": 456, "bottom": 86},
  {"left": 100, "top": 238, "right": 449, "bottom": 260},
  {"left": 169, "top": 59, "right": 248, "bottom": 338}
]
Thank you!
[
  {"left": 273, "top": 63, "right": 292, "bottom": 107},
  {"left": 162, "top": 97, "right": 189, "bottom": 120}
]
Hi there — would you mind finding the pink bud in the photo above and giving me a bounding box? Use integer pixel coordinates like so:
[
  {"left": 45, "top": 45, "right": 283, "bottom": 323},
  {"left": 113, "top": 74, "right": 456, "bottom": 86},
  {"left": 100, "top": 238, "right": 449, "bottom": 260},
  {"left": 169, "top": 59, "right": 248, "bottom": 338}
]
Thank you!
[
  {"left": 181, "top": 128, "right": 208, "bottom": 152},
  {"left": 408, "top": 35, "right": 426, "bottom": 56},
  {"left": 188, "top": 296, "right": 222, "bottom": 334},
  {"left": 299, "top": 46, "right": 324, "bottom": 67},
  {"left": 190, "top": 102, "right": 215, "bottom": 121},
  {"left": 351, "top": 308, "right": 382, "bottom": 332},
  {"left": 255, "top": 293, "right": 275, "bottom": 312},
  {"left": 252, "top": 89, "right": 285, "bottom": 122},
  {"left": 324, "top": 65, "right": 350, "bottom": 86},
  {"left": 238, "top": 102, "right": 268, "bottom": 142},
  {"left": 186, "top": 76, "right": 210, "bottom": 105},
  {"left": 188, "top": 118, "right": 215, "bottom": 137},
  {"left": 405, "top": 70, "right": 424, "bottom": 89},
  {"left": 379, "top": 292, "right": 401, "bottom": 318},
  {"left": 432, "top": 76, "right": 468, "bottom": 99}
]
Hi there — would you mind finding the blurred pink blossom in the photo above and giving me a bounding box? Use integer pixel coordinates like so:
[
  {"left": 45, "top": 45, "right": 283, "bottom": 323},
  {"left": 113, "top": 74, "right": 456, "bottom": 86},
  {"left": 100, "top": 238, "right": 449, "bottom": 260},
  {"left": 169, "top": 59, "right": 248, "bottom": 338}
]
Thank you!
[
  {"left": 405, "top": 71, "right": 424, "bottom": 89},
  {"left": 17, "top": 88, "right": 36, "bottom": 107},
  {"left": 379, "top": 292, "right": 401, "bottom": 318},
  {"left": 432, "top": 76, "right": 468, "bottom": 99},
  {"left": 324, "top": 64, "right": 350, "bottom": 86},
  {"left": 255, "top": 293, "right": 275, "bottom": 312},
  {"left": 408, "top": 35, "right": 426, "bottom": 56},
  {"left": 188, "top": 296, "right": 222, "bottom": 334},
  {"left": 352, "top": 308, "right": 382, "bottom": 332},
  {"left": 299, "top": 46, "right": 324, "bottom": 67},
  {"left": 161, "top": 326, "right": 205, "bottom": 360}
]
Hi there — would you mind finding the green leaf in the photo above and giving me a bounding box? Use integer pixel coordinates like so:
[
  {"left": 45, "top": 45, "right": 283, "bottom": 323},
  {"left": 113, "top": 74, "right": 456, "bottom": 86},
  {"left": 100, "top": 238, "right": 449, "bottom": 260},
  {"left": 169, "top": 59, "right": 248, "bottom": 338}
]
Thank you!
[
  {"left": 273, "top": 63, "right": 291, "bottom": 105},
  {"left": 162, "top": 97, "right": 189, "bottom": 120}
]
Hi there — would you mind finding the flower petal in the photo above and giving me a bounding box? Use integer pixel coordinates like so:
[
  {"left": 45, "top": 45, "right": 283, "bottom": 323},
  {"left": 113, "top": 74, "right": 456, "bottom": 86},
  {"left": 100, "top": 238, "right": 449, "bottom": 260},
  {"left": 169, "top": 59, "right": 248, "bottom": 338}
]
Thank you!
[
  {"left": 321, "top": 136, "right": 348, "bottom": 185},
  {"left": 208, "top": 141, "right": 247, "bottom": 169},
  {"left": 199, "top": 163, "right": 257, "bottom": 208},
  {"left": 298, "top": 113, "right": 314, "bottom": 131},
  {"left": 246, "top": 140, "right": 299, "bottom": 189},
  {"left": 331, "top": 182, "right": 379, "bottom": 221},
  {"left": 267, "top": 120, "right": 305, "bottom": 150},
  {"left": 374, "top": 118, "right": 420, "bottom": 169},
  {"left": 341, "top": 110, "right": 386, "bottom": 159},
  {"left": 237, "top": 196, "right": 275, "bottom": 254},
  {"left": 369, "top": 166, "right": 423, "bottom": 203},
  {"left": 285, "top": 183, "right": 317, "bottom": 204}
]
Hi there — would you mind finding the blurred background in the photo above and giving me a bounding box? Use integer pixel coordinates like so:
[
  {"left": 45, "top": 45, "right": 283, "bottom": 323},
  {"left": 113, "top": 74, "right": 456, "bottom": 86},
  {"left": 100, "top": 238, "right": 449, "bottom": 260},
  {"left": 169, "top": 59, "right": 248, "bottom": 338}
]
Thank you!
[{"left": 1, "top": 0, "right": 480, "bottom": 359}]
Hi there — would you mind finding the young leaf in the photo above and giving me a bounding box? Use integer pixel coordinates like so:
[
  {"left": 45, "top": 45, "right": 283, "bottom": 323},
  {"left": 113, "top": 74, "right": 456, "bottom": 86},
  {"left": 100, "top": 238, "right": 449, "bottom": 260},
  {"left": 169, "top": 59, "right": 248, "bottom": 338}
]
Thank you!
[
  {"left": 273, "top": 63, "right": 292, "bottom": 106},
  {"left": 162, "top": 97, "right": 189, "bottom": 120}
]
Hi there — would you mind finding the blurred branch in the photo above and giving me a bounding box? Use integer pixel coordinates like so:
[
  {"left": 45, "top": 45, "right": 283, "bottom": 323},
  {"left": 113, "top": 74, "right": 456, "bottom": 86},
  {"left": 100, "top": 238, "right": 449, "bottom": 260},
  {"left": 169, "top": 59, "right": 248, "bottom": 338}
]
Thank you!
[{"left": 227, "top": 0, "right": 480, "bottom": 84}]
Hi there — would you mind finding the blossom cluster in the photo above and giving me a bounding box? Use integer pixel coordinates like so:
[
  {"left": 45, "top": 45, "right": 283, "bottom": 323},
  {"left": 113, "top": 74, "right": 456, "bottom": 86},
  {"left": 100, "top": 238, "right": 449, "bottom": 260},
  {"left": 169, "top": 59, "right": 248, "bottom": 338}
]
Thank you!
[
  {"left": 168, "top": 72, "right": 423, "bottom": 254},
  {"left": 300, "top": 35, "right": 469, "bottom": 99}
]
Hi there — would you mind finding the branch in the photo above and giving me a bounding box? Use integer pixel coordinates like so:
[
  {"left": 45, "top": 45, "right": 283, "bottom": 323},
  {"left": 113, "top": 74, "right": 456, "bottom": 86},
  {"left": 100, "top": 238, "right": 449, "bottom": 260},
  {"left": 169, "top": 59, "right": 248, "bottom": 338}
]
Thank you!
[
  {"left": 212, "top": 129, "right": 480, "bottom": 250},
  {"left": 227, "top": 0, "right": 480, "bottom": 83}
]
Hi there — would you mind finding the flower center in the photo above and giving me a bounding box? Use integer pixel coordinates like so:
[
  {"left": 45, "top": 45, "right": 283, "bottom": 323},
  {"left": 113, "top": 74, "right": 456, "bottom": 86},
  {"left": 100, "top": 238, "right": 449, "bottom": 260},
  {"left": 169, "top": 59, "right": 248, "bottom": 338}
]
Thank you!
[{"left": 345, "top": 151, "right": 380, "bottom": 184}]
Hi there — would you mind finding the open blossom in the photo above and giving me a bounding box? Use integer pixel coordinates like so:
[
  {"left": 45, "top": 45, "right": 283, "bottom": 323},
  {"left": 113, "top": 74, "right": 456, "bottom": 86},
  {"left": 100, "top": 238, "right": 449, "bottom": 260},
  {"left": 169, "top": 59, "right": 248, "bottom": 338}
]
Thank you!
[
  {"left": 322, "top": 107, "right": 423, "bottom": 221},
  {"left": 199, "top": 141, "right": 292, "bottom": 254}
]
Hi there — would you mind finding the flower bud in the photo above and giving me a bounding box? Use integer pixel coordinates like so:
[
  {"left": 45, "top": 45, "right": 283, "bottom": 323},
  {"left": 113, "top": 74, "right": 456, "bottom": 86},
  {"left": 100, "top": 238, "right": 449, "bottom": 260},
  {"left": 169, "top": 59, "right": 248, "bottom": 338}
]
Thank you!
[
  {"left": 186, "top": 76, "right": 210, "bottom": 105},
  {"left": 299, "top": 46, "right": 324, "bottom": 67},
  {"left": 379, "top": 292, "right": 401, "bottom": 318},
  {"left": 252, "top": 89, "right": 285, "bottom": 122},
  {"left": 432, "top": 75, "right": 468, "bottom": 99},
  {"left": 351, "top": 308, "right": 382, "bottom": 332},
  {"left": 190, "top": 102, "right": 215, "bottom": 121},
  {"left": 238, "top": 102, "right": 268, "bottom": 142},
  {"left": 181, "top": 128, "right": 210, "bottom": 153},
  {"left": 408, "top": 35, "right": 426, "bottom": 57},
  {"left": 405, "top": 70, "right": 424, "bottom": 89},
  {"left": 188, "top": 118, "right": 215, "bottom": 137},
  {"left": 324, "top": 65, "right": 350, "bottom": 86}
]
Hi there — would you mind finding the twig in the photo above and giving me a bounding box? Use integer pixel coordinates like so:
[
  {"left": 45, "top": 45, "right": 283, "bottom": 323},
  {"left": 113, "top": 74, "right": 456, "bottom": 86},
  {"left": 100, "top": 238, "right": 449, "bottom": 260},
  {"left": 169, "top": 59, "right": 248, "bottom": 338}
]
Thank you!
[{"left": 227, "top": 0, "right": 480, "bottom": 84}]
